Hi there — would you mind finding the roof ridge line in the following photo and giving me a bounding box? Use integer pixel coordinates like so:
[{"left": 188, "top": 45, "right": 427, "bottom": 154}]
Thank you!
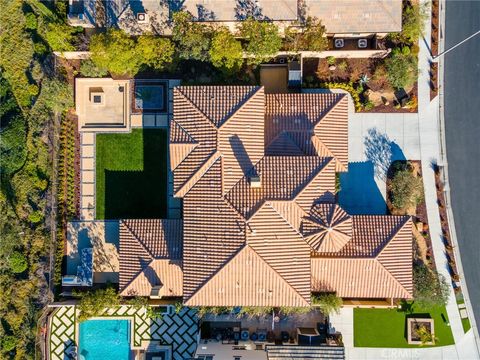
[
  {"left": 374, "top": 257, "right": 412, "bottom": 298},
  {"left": 292, "top": 157, "right": 335, "bottom": 201},
  {"left": 121, "top": 220, "right": 155, "bottom": 259},
  {"left": 170, "top": 119, "right": 198, "bottom": 145},
  {"left": 246, "top": 245, "right": 311, "bottom": 306},
  {"left": 175, "top": 87, "right": 219, "bottom": 130},
  {"left": 376, "top": 216, "right": 412, "bottom": 258},
  {"left": 175, "top": 150, "right": 222, "bottom": 197},
  {"left": 312, "top": 93, "right": 347, "bottom": 127},
  {"left": 217, "top": 86, "right": 263, "bottom": 130},
  {"left": 266, "top": 201, "right": 303, "bottom": 238}
]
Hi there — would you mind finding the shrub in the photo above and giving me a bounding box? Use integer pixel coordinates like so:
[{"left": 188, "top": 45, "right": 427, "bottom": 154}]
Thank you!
[
  {"left": 8, "top": 251, "right": 28, "bottom": 274},
  {"left": 80, "top": 59, "right": 108, "bottom": 77},
  {"left": 238, "top": 18, "right": 281, "bottom": 65},
  {"left": 338, "top": 60, "right": 348, "bottom": 71},
  {"left": 402, "top": 3, "right": 428, "bottom": 45},
  {"left": 279, "top": 307, "right": 312, "bottom": 316},
  {"left": 416, "top": 324, "right": 437, "bottom": 345},
  {"left": 1, "top": 335, "right": 17, "bottom": 352},
  {"left": 238, "top": 306, "right": 273, "bottom": 318},
  {"left": 413, "top": 263, "right": 450, "bottom": 307},
  {"left": 390, "top": 165, "right": 424, "bottom": 210},
  {"left": 326, "top": 56, "right": 336, "bottom": 65},
  {"left": 384, "top": 52, "right": 418, "bottom": 89},
  {"left": 318, "top": 82, "right": 362, "bottom": 112},
  {"left": 75, "top": 287, "right": 120, "bottom": 321},
  {"left": 363, "top": 100, "right": 375, "bottom": 111},
  {"left": 0, "top": 115, "right": 27, "bottom": 175},
  {"left": 209, "top": 27, "right": 243, "bottom": 73},
  {"left": 28, "top": 210, "right": 44, "bottom": 224},
  {"left": 312, "top": 293, "right": 343, "bottom": 315},
  {"left": 285, "top": 16, "right": 328, "bottom": 52},
  {"left": 25, "top": 13, "right": 37, "bottom": 30},
  {"left": 172, "top": 11, "right": 212, "bottom": 62}
]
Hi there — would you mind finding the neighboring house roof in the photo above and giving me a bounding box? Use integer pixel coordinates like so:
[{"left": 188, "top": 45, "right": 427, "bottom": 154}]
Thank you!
[
  {"left": 183, "top": 0, "right": 298, "bottom": 21},
  {"left": 170, "top": 85, "right": 412, "bottom": 306},
  {"left": 119, "top": 219, "right": 183, "bottom": 297},
  {"left": 304, "top": 0, "right": 402, "bottom": 34}
]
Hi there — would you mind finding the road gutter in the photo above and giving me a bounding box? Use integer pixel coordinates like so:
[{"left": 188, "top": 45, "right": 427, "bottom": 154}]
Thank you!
[{"left": 436, "top": 0, "right": 480, "bottom": 351}]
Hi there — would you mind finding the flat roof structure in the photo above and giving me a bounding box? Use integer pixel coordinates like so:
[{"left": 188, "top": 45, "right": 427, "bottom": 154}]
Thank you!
[
  {"left": 75, "top": 78, "right": 131, "bottom": 132},
  {"left": 304, "top": 0, "right": 403, "bottom": 34}
]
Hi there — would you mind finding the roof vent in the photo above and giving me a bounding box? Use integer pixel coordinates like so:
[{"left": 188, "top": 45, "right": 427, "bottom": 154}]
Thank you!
[
  {"left": 137, "top": 12, "right": 148, "bottom": 23},
  {"left": 250, "top": 175, "right": 261, "bottom": 188}
]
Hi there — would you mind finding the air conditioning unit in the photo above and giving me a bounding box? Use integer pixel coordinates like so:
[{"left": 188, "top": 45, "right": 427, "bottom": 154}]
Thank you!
[
  {"left": 137, "top": 12, "right": 148, "bottom": 23},
  {"left": 334, "top": 38, "right": 345, "bottom": 48},
  {"left": 358, "top": 39, "right": 368, "bottom": 49}
]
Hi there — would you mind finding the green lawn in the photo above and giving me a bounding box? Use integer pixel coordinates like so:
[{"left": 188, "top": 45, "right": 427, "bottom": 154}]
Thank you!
[
  {"left": 354, "top": 304, "right": 455, "bottom": 348},
  {"left": 457, "top": 298, "right": 472, "bottom": 333},
  {"left": 95, "top": 129, "right": 167, "bottom": 219}
]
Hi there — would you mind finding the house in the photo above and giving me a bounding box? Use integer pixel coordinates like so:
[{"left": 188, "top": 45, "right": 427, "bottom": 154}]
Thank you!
[
  {"left": 68, "top": 0, "right": 402, "bottom": 40},
  {"left": 118, "top": 85, "right": 413, "bottom": 306}
]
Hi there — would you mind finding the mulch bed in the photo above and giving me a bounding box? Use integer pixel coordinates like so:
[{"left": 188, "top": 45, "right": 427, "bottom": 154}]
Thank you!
[
  {"left": 430, "top": 0, "right": 440, "bottom": 100},
  {"left": 303, "top": 57, "right": 418, "bottom": 113},
  {"left": 386, "top": 161, "right": 436, "bottom": 270},
  {"left": 433, "top": 165, "right": 460, "bottom": 289}
]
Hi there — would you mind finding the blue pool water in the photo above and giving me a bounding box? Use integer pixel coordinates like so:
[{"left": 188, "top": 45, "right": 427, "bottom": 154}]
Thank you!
[{"left": 78, "top": 319, "right": 130, "bottom": 360}]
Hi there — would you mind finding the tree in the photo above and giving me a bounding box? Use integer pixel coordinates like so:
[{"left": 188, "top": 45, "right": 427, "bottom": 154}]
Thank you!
[
  {"left": 8, "top": 251, "right": 28, "bottom": 274},
  {"left": 401, "top": 3, "right": 428, "bottom": 45},
  {"left": 312, "top": 293, "right": 343, "bottom": 315},
  {"left": 209, "top": 27, "right": 243, "bottom": 72},
  {"left": 75, "top": 287, "right": 120, "bottom": 321},
  {"left": 238, "top": 17, "right": 281, "bottom": 65},
  {"left": 413, "top": 263, "right": 450, "bottom": 307},
  {"left": 80, "top": 59, "right": 108, "bottom": 77},
  {"left": 390, "top": 164, "right": 424, "bottom": 210},
  {"left": 172, "top": 11, "right": 212, "bottom": 61},
  {"left": 285, "top": 17, "right": 328, "bottom": 52},
  {"left": 136, "top": 36, "right": 175, "bottom": 70},
  {"left": 28, "top": 210, "right": 44, "bottom": 224},
  {"left": 384, "top": 51, "right": 418, "bottom": 89},
  {"left": 44, "top": 22, "right": 79, "bottom": 51},
  {"left": 90, "top": 29, "right": 142, "bottom": 76}
]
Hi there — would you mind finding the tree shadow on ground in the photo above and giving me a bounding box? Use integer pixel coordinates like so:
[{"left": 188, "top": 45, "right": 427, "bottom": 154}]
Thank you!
[{"left": 364, "top": 128, "right": 406, "bottom": 181}]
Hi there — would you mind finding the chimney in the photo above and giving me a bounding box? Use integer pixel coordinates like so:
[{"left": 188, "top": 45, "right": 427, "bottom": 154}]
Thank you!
[{"left": 249, "top": 175, "right": 261, "bottom": 188}]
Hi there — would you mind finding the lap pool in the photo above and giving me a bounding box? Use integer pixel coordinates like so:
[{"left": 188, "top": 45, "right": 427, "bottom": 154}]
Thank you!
[{"left": 79, "top": 319, "right": 131, "bottom": 360}]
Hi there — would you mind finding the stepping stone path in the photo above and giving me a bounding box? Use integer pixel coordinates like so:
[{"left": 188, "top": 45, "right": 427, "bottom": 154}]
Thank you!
[{"left": 80, "top": 132, "right": 96, "bottom": 220}]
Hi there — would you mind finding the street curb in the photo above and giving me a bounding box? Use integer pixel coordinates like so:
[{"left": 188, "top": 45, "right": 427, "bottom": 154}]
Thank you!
[{"left": 436, "top": 0, "right": 480, "bottom": 352}]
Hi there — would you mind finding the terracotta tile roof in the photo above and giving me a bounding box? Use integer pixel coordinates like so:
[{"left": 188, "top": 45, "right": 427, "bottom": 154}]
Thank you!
[
  {"left": 226, "top": 156, "right": 334, "bottom": 219},
  {"left": 167, "top": 86, "right": 412, "bottom": 305},
  {"left": 311, "top": 216, "right": 413, "bottom": 299},
  {"left": 247, "top": 202, "right": 311, "bottom": 301},
  {"left": 302, "top": 203, "right": 352, "bottom": 253},
  {"left": 265, "top": 93, "right": 348, "bottom": 171},
  {"left": 185, "top": 246, "right": 309, "bottom": 307},
  {"left": 119, "top": 219, "right": 183, "bottom": 296},
  {"left": 182, "top": 158, "right": 246, "bottom": 300},
  {"left": 172, "top": 86, "right": 265, "bottom": 196}
]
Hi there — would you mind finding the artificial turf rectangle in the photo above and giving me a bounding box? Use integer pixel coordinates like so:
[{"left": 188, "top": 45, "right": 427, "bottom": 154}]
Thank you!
[
  {"left": 95, "top": 129, "right": 167, "bottom": 219},
  {"left": 353, "top": 304, "right": 455, "bottom": 348}
]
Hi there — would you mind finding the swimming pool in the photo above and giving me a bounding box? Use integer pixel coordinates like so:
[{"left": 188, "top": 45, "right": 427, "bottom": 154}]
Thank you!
[{"left": 78, "top": 319, "right": 131, "bottom": 360}]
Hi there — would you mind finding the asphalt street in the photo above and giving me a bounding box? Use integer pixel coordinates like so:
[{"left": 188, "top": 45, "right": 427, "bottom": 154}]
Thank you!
[{"left": 444, "top": 0, "right": 480, "bottom": 333}]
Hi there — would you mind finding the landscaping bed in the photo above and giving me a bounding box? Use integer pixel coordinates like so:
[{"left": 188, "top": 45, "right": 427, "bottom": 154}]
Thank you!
[
  {"left": 430, "top": 0, "right": 440, "bottom": 100},
  {"left": 386, "top": 161, "right": 436, "bottom": 268},
  {"left": 95, "top": 129, "right": 167, "bottom": 219},
  {"left": 354, "top": 304, "right": 454, "bottom": 348}
]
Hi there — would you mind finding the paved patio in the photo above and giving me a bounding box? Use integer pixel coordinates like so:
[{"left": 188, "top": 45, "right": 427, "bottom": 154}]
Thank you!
[{"left": 48, "top": 305, "right": 199, "bottom": 360}]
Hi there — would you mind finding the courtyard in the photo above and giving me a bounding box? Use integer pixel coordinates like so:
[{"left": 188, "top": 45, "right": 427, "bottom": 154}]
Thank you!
[{"left": 95, "top": 128, "right": 167, "bottom": 219}]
